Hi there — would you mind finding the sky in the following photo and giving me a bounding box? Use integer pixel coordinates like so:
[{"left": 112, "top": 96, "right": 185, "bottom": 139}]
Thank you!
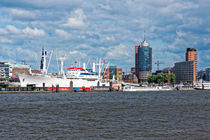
[{"left": 0, "top": 0, "right": 210, "bottom": 72}]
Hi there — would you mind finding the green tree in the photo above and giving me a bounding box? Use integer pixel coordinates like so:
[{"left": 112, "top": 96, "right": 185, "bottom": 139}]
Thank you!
[
  {"left": 115, "top": 75, "right": 122, "bottom": 81},
  {"left": 169, "top": 74, "right": 175, "bottom": 83},
  {"left": 1, "top": 78, "right": 9, "bottom": 81},
  {"left": 147, "top": 73, "right": 175, "bottom": 84}
]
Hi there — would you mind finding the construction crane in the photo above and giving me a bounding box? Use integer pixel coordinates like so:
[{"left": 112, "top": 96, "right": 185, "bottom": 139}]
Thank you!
[{"left": 155, "top": 61, "right": 164, "bottom": 71}]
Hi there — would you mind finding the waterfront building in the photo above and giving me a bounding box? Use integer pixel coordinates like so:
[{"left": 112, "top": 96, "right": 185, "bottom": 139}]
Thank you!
[
  {"left": 12, "top": 68, "right": 29, "bottom": 79},
  {"left": 0, "top": 62, "right": 9, "bottom": 78},
  {"left": 174, "top": 61, "right": 194, "bottom": 84},
  {"left": 135, "top": 37, "right": 152, "bottom": 82},
  {"left": 185, "top": 48, "right": 197, "bottom": 83},
  {"left": 197, "top": 70, "right": 206, "bottom": 81},
  {"left": 31, "top": 70, "right": 41, "bottom": 74},
  {"left": 0, "top": 62, "right": 30, "bottom": 79},
  {"left": 123, "top": 67, "right": 138, "bottom": 83},
  {"left": 205, "top": 68, "right": 210, "bottom": 81},
  {"left": 104, "top": 66, "right": 122, "bottom": 80}
]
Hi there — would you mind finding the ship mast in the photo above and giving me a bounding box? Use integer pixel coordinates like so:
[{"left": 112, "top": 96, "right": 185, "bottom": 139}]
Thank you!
[
  {"left": 95, "top": 58, "right": 102, "bottom": 79},
  {"left": 59, "top": 57, "right": 66, "bottom": 79}
]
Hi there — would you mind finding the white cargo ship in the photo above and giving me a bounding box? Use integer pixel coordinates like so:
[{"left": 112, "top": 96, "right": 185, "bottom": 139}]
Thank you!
[{"left": 18, "top": 49, "right": 110, "bottom": 91}]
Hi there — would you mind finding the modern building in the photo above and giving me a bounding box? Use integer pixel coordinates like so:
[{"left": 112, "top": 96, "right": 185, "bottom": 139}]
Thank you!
[
  {"left": 205, "top": 68, "right": 210, "bottom": 81},
  {"left": 135, "top": 37, "right": 152, "bottom": 82},
  {"left": 173, "top": 48, "right": 198, "bottom": 84},
  {"left": 0, "top": 62, "right": 30, "bottom": 79},
  {"left": 197, "top": 70, "right": 206, "bottom": 81},
  {"left": 104, "top": 66, "right": 122, "bottom": 80},
  {"left": 185, "top": 48, "right": 197, "bottom": 83},
  {"left": 174, "top": 61, "right": 194, "bottom": 84},
  {"left": 0, "top": 62, "right": 10, "bottom": 78}
]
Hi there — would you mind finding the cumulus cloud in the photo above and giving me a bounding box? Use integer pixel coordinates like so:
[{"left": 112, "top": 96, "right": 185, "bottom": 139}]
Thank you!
[
  {"left": 62, "top": 9, "right": 86, "bottom": 29},
  {"left": 0, "top": 38, "right": 13, "bottom": 43},
  {"left": 9, "top": 8, "right": 36, "bottom": 19},
  {"left": 106, "top": 44, "right": 130, "bottom": 59},
  {"left": 6, "top": 25, "right": 21, "bottom": 34},
  {"left": 55, "top": 29, "right": 69, "bottom": 38},
  {"left": 0, "top": 28, "right": 8, "bottom": 35},
  {"left": 0, "top": 0, "right": 210, "bottom": 70},
  {"left": 0, "top": 25, "right": 46, "bottom": 37},
  {"left": 23, "top": 26, "right": 45, "bottom": 36},
  {"left": 69, "top": 50, "right": 87, "bottom": 58}
]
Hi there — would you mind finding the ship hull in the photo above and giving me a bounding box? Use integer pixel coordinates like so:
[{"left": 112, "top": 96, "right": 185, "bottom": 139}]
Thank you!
[{"left": 19, "top": 74, "right": 109, "bottom": 91}]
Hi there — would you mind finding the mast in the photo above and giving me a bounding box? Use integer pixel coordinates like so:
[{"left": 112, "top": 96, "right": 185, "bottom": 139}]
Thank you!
[{"left": 59, "top": 57, "right": 66, "bottom": 79}]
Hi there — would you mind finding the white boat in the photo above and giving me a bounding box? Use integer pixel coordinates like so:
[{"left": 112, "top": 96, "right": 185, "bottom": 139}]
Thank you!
[
  {"left": 18, "top": 49, "right": 110, "bottom": 91},
  {"left": 123, "top": 85, "right": 172, "bottom": 92},
  {"left": 194, "top": 82, "right": 210, "bottom": 90}
]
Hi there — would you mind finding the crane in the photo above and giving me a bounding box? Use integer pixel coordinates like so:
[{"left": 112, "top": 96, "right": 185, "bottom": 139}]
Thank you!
[{"left": 155, "top": 61, "right": 164, "bottom": 71}]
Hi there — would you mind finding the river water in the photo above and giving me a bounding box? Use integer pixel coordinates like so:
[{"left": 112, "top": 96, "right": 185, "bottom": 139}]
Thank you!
[{"left": 0, "top": 90, "right": 210, "bottom": 139}]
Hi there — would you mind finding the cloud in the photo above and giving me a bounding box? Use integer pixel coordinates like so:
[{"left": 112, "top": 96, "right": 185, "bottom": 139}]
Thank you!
[
  {"left": 62, "top": 9, "right": 86, "bottom": 29},
  {"left": 9, "top": 8, "right": 36, "bottom": 19},
  {"left": 69, "top": 50, "right": 87, "bottom": 58},
  {"left": 0, "top": 38, "right": 13, "bottom": 43},
  {"left": 22, "top": 26, "right": 45, "bottom": 36},
  {"left": 55, "top": 29, "right": 69, "bottom": 38},
  {"left": 0, "top": 28, "right": 8, "bottom": 35},
  {"left": 0, "top": 0, "right": 210, "bottom": 71},
  {"left": 0, "top": 25, "right": 46, "bottom": 37},
  {"left": 106, "top": 44, "right": 130, "bottom": 59},
  {"left": 6, "top": 25, "right": 21, "bottom": 34}
]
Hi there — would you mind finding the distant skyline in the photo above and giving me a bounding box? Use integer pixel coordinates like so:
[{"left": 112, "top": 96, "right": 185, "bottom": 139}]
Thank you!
[{"left": 0, "top": 0, "right": 210, "bottom": 72}]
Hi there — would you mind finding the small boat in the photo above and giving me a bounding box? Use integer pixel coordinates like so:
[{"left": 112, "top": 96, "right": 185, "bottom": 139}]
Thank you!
[
  {"left": 194, "top": 82, "right": 210, "bottom": 90},
  {"left": 123, "top": 85, "right": 172, "bottom": 92}
]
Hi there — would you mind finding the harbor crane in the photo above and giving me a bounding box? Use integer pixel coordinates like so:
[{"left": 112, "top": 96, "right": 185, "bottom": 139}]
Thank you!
[{"left": 155, "top": 61, "right": 164, "bottom": 71}]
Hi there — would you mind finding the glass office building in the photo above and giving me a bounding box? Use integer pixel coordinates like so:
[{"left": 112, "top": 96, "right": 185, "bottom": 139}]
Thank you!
[
  {"left": 137, "top": 46, "right": 152, "bottom": 71},
  {"left": 135, "top": 39, "right": 152, "bottom": 82}
]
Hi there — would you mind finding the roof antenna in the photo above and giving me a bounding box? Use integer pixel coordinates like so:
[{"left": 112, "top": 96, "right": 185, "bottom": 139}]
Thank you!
[{"left": 144, "top": 29, "right": 146, "bottom": 41}]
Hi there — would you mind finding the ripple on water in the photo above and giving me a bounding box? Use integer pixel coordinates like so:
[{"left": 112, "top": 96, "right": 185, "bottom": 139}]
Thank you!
[{"left": 0, "top": 91, "right": 210, "bottom": 139}]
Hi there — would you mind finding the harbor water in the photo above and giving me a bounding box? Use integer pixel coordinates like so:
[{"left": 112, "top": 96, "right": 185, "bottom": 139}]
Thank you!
[{"left": 0, "top": 90, "right": 210, "bottom": 139}]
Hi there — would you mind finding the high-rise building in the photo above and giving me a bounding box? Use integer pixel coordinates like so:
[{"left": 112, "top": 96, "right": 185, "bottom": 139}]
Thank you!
[
  {"left": 173, "top": 48, "right": 198, "bottom": 84},
  {"left": 174, "top": 61, "right": 194, "bottom": 84},
  {"left": 135, "top": 37, "right": 152, "bottom": 82},
  {"left": 185, "top": 48, "right": 197, "bottom": 83}
]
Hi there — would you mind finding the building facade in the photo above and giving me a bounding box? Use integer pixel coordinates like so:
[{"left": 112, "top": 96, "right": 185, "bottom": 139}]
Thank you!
[
  {"left": 123, "top": 67, "right": 138, "bottom": 83},
  {"left": 104, "top": 66, "right": 122, "bottom": 80},
  {"left": 0, "top": 62, "right": 10, "bottom": 78},
  {"left": 185, "top": 48, "right": 197, "bottom": 83},
  {"left": 205, "top": 68, "right": 210, "bottom": 81},
  {"left": 12, "top": 68, "right": 29, "bottom": 79},
  {"left": 0, "top": 62, "right": 30, "bottom": 79},
  {"left": 174, "top": 61, "right": 194, "bottom": 84},
  {"left": 135, "top": 39, "right": 152, "bottom": 82}
]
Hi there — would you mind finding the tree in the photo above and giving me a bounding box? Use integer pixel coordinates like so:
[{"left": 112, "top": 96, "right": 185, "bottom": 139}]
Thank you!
[
  {"left": 115, "top": 75, "right": 122, "bottom": 81},
  {"left": 169, "top": 74, "right": 175, "bottom": 83},
  {"left": 147, "top": 73, "right": 175, "bottom": 84}
]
